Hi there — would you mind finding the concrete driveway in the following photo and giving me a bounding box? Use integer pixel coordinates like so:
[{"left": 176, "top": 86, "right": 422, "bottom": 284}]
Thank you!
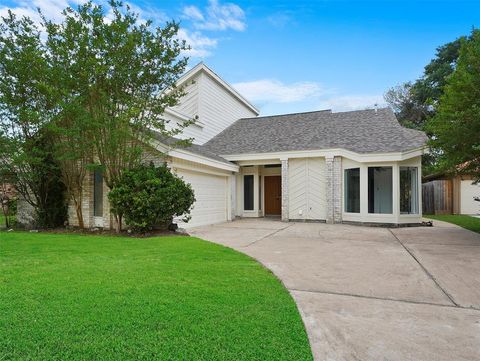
[{"left": 190, "top": 219, "right": 480, "bottom": 361}]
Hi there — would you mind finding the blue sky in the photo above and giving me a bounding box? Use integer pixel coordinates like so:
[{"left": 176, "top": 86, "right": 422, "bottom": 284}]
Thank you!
[{"left": 2, "top": 0, "right": 479, "bottom": 115}]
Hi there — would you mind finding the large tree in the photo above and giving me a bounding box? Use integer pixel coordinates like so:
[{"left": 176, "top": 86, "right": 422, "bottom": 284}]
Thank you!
[
  {"left": 1, "top": 1, "right": 193, "bottom": 230},
  {"left": 428, "top": 29, "right": 480, "bottom": 182},
  {"left": 44, "top": 1, "right": 193, "bottom": 231},
  {"left": 385, "top": 36, "right": 465, "bottom": 130},
  {"left": 0, "top": 12, "right": 67, "bottom": 228}
]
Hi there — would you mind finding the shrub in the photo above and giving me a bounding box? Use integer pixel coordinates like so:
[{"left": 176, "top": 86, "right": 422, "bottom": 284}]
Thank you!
[{"left": 108, "top": 163, "right": 195, "bottom": 233}]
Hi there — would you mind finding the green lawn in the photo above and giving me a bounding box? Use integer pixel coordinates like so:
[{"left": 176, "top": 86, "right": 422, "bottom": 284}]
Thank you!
[
  {"left": 0, "top": 232, "right": 312, "bottom": 360},
  {"left": 426, "top": 214, "right": 480, "bottom": 233}
]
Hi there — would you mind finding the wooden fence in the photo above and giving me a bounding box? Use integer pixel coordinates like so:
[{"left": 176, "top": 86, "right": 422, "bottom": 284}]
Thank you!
[{"left": 422, "top": 179, "right": 453, "bottom": 215}]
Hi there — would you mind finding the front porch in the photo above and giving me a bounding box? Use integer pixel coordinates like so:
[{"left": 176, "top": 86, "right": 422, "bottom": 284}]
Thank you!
[
  {"left": 236, "top": 161, "right": 284, "bottom": 219},
  {"left": 234, "top": 157, "right": 341, "bottom": 223}
]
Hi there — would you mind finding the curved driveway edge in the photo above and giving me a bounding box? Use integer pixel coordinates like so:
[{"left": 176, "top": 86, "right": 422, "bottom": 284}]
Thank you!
[{"left": 190, "top": 219, "right": 480, "bottom": 361}]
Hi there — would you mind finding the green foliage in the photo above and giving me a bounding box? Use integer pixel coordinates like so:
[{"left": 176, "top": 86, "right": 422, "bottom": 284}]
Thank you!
[
  {"left": 0, "top": 11, "right": 67, "bottom": 228},
  {"left": 0, "top": 2, "right": 193, "bottom": 230},
  {"left": 427, "top": 29, "right": 480, "bottom": 182},
  {"left": 108, "top": 163, "right": 195, "bottom": 232},
  {"left": 30, "top": 133, "right": 68, "bottom": 228},
  {"left": 384, "top": 82, "right": 432, "bottom": 130},
  {"left": 0, "top": 198, "right": 16, "bottom": 228},
  {"left": 385, "top": 36, "right": 465, "bottom": 131},
  {"left": 43, "top": 0, "right": 193, "bottom": 191},
  {"left": 0, "top": 232, "right": 313, "bottom": 360}
]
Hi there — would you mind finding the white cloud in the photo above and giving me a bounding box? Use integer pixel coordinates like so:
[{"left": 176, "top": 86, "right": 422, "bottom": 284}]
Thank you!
[
  {"left": 0, "top": 0, "right": 217, "bottom": 58},
  {"left": 232, "top": 78, "right": 386, "bottom": 114},
  {"left": 233, "top": 79, "right": 325, "bottom": 103},
  {"left": 318, "top": 95, "right": 386, "bottom": 112},
  {"left": 183, "top": 5, "right": 204, "bottom": 21},
  {"left": 0, "top": 0, "right": 71, "bottom": 24},
  {"left": 182, "top": 0, "right": 246, "bottom": 31},
  {"left": 177, "top": 28, "right": 217, "bottom": 57}
]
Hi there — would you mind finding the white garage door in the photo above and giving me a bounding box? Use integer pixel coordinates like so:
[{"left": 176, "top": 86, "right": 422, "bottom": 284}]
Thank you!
[
  {"left": 460, "top": 180, "right": 480, "bottom": 215},
  {"left": 175, "top": 169, "right": 228, "bottom": 228}
]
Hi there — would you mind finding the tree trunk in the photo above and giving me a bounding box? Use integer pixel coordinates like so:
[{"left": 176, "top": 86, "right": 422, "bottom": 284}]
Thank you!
[
  {"left": 114, "top": 213, "right": 122, "bottom": 233},
  {"left": 75, "top": 203, "right": 84, "bottom": 229}
]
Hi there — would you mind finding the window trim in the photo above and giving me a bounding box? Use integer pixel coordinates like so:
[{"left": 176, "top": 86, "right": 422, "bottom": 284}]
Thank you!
[
  {"left": 344, "top": 167, "right": 361, "bottom": 214},
  {"left": 367, "top": 166, "right": 393, "bottom": 215},
  {"left": 243, "top": 174, "right": 254, "bottom": 211},
  {"left": 400, "top": 166, "right": 419, "bottom": 215},
  {"left": 93, "top": 169, "right": 104, "bottom": 217}
]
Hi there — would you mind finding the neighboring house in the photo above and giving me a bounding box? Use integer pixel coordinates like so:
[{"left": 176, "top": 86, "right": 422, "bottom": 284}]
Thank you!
[
  {"left": 19, "top": 62, "right": 429, "bottom": 229},
  {"left": 423, "top": 173, "right": 480, "bottom": 215}
]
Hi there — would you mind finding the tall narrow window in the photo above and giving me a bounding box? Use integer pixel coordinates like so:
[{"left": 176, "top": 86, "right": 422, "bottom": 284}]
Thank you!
[
  {"left": 259, "top": 176, "right": 262, "bottom": 211},
  {"left": 244, "top": 175, "right": 254, "bottom": 211},
  {"left": 344, "top": 168, "right": 360, "bottom": 213},
  {"left": 94, "top": 169, "right": 103, "bottom": 217},
  {"left": 400, "top": 167, "right": 418, "bottom": 214},
  {"left": 368, "top": 167, "right": 393, "bottom": 214}
]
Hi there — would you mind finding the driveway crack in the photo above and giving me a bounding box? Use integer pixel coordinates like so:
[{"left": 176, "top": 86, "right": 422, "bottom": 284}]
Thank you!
[
  {"left": 388, "top": 228, "right": 459, "bottom": 307},
  {"left": 243, "top": 222, "right": 295, "bottom": 247}
]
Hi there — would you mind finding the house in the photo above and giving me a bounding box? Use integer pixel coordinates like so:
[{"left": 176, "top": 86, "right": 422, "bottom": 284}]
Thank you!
[
  {"left": 422, "top": 173, "right": 480, "bottom": 215},
  {"left": 34, "top": 62, "right": 429, "bottom": 229}
]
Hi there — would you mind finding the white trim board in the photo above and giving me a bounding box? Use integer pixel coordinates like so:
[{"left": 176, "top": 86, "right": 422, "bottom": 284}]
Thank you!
[{"left": 221, "top": 147, "right": 426, "bottom": 163}]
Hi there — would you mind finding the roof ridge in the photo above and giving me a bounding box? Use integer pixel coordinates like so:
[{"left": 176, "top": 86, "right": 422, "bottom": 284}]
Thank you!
[
  {"left": 240, "top": 109, "right": 332, "bottom": 120},
  {"left": 239, "top": 107, "right": 392, "bottom": 121}
]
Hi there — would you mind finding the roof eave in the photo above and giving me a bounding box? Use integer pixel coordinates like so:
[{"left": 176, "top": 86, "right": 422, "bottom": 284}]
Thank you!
[{"left": 219, "top": 147, "right": 427, "bottom": 163}]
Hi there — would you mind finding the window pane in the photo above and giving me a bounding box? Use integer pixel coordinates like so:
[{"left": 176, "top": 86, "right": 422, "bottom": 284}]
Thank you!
[
  {"left": 244, "top": 175, "right": 254, "bottom": 211},
  {"left": 259, "top": 176, "right": 262, "bottom": 211},
  {"left": 344, "top": 168, "right": 360, "bottom": 213},
  {"left": 368, "top": 167, "right": 393, "bottom": 214},
  {"left": 400, "top": 167, "right": 418, "bottom": 214},
  {"left": 94, "top": 170, "right": 103, "bottom": 217}
]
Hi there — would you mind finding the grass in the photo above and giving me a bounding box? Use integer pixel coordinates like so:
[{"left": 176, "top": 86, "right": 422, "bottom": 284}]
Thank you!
[
  {"left": 426, "top": 214, "right": 480, "bottom": 233},
  {"left": 0, "top": 232, "right": 313, "bottom": 361}
]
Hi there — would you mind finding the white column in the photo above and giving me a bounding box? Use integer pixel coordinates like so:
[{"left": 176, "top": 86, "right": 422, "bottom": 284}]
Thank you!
[
  {"left": 392, "top": 163, "right": 400, "bottom": 223},
  {"left": 229, "top": 173, "right": 236, "bottom": 220},
  {"left": 333, "top": 156, "right": 342, "bottom": 223},
  {"left": 326, "top": 156, "right": 342, "bottom": 224},
  {"left": 281, "top": 158, "right": 289, "bottom": 222}
]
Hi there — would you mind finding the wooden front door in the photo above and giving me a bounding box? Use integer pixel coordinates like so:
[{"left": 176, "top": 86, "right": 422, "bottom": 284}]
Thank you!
[{"left": 264, "top": 176, "right": 282, "bottom": 215}]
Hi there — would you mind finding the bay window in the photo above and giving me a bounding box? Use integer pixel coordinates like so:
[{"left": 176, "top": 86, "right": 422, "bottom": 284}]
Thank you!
[
  {"left": 368, "top": 167, "right": 393, "bottom": 214},
  {"left": 400, "top": 167, "right": 419, "bottom": 214}
]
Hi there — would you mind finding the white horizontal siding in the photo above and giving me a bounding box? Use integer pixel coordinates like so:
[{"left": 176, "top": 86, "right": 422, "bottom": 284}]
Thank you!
[
  {"left": 171, "top": 75, "right": 199, "bottom": 118},
  {"left": 166, "top": 70, "right": 257, "bottom": 145},
  {"left": 196, "top": 72, "right": 257, "bottom": 144}
]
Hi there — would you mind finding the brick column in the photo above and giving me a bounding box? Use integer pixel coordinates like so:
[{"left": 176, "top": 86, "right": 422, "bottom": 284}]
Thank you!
[
  {"left": 326, "top": 156, "right": 342, "bottom": 224},
  {"left": 281, "top": 159, "right": 289, "bottom": 222}
]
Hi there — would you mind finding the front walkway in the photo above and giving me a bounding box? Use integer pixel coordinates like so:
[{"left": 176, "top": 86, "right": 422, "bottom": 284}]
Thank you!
[{"left": 190, "top": 219, "right": 480, "bottom": 361}]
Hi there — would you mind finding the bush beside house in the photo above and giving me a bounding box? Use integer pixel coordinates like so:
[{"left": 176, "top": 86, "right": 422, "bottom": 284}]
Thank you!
[{"left": 108, "top": 163, "right": 195, "bottom": 233}]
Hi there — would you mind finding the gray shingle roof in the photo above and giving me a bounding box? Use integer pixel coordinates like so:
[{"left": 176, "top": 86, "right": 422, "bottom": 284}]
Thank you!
[
  {"left": 150, "top": 131, "right": 233, "bottom": 165},
  {"left": 204, "top": 108, "right": 427, "bottom": 155}
]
